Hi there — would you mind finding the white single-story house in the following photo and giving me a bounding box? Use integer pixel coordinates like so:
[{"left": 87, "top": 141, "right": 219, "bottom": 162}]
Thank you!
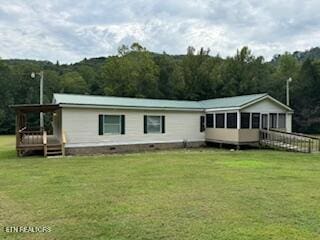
[{"left": 13, "top": 93, "right": 293, "bottom": 156}]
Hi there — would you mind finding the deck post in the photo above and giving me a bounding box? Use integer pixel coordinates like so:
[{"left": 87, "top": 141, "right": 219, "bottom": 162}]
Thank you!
[
  {"left": 43, "top": 131, "right": 47, "bottom": 157},
  {"left": 62, "top": 130, "right": 66, "bottom": 156},
  {"left": 15, "top": 112, "right": 19, "bottom": 156},
  {"left": 308, "top": 139, "right": 311, "bottom": 153}
]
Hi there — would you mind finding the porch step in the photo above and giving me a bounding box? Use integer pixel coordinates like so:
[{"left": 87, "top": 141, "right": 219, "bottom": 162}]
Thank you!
[
  {"left": 47, "top": 147, "right": 62, "bottom": 151},
  {"left": 47, "top": 143, "right": 61, "bottom": 149},
  {"left": 47, "top": 150, "right": 62, "bottom": 156},
  {"left": 46, "top": 144, "right": 63, "bottom": 156}
]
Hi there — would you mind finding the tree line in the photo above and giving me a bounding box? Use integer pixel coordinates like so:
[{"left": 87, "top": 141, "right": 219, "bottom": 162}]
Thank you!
[{"left": 0, "top": 43, "right": 319, "bottom": 134}]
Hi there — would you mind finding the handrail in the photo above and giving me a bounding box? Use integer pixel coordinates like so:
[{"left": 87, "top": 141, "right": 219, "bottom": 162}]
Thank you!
[
  {"left": 62, "top": 131, "right": 67, "bottom": 144},
  {"left": 18, "top": 127, "right": 27, "bottom": 133},
  {"left": 61, "top": 130, "right": 67, "bottom": 156},
  {"left": 19, "top": 130, "right": 43, "bottom": 134},
  {"left": 269, "top": 129, "right": 320, "bottom": 140},
  {"left": 18, "top": 130, "right": 44, "bottom": 146},
  {"left": 260, "top": 129, "right": 320, "bottom": 153}
]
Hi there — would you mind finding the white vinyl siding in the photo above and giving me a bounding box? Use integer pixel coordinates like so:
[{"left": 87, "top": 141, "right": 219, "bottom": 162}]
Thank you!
[{"left": 62, "top": 108, "right": 205, "bottom": 146}]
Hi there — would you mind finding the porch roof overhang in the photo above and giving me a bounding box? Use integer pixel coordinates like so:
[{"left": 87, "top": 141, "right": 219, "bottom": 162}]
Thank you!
[{"left": 10, "top": 104, "right": 61, "bottom": 113}]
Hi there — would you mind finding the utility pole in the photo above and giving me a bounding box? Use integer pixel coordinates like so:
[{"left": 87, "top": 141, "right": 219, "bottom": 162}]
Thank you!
[
  {"left": 31, "top": 71, "right": 44, "bottom": 129},
  {"left": 286, "top": 77, "right": 292, "bottom": 106}
]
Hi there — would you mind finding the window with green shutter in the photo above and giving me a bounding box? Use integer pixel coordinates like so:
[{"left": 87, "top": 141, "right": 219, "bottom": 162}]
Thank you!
[
  {"left": 99, "top": 115, "right": 125, "bottom": 135},
  {"left": 144, "top": 115, "right": 165, "bottom": 134}
]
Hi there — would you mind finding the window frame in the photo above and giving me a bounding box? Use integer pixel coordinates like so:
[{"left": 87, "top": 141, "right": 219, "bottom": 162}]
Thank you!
[
  {"left": 103, "top": 115, "right": 122, "bottom": 135},
  {"left": 227, "top": 112, "right": 237, "bottom": 129},
  {"left": 146, "top": 115, "right": 162, "bottom": 134},
  {"left": 251, "top": 113, "right": 260, "bottom": 129},
  {"left": 215, "top": 113, "right": 225, "bottom": 128},
  {"left": 206, "top": 114, "right": 214, "bottom": 128},
  {"left": 278, "top": 113, "right": 286, "bottom": 129},
  {"left": 270, "top": 113, "right": 277, "bottom": 129},
  {"left": 240, "top": 113, "right": 250, "bottom": 129}
]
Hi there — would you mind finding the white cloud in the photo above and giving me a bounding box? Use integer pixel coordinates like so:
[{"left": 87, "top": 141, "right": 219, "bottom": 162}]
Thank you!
[{"left": 0, "top": 0, "right": 319, "bottom": 63}]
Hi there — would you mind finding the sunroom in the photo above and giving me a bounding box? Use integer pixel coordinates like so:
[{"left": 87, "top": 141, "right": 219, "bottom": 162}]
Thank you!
[{"left": 203, "top": 94, "right": 293, "bottom": 145}]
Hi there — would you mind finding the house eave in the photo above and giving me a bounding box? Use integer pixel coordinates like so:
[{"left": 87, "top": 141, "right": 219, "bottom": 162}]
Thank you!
[
  {"left": 205, "top": 107, "right": 240, "bottom": 112},
  {"left": 58, "top": 103, "right": 204, "bottom": 112}
]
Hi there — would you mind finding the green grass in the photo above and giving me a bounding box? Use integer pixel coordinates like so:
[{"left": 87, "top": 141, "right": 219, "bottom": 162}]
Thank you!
[{"left": 0, "top": 136, "right": 320, "bottom": 240}]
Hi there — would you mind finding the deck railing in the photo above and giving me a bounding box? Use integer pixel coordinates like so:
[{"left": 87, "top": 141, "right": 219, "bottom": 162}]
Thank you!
[
  {"left": 18, "top": 129, "right": 44, "bottom": 146},
  {"left": 259, "top": 129, "right": 320, "bottom": 153}
]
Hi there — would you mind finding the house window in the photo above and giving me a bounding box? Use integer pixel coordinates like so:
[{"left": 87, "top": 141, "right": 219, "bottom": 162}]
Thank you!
[
  {"left": 215, "top": 113, "right": 225, "bottom": 128},
  {"left": 241, "top": 113, "right": 250, "bottom": 129},
  {"left": 104, "top": 115, "right": 122, "bottom": 134},
  {"left": 144, "top": 116, "right": 165, "bottom": 134},
  {"left": 262, "top": 114, "right": 268, "bottom": 129},
  {"left": 206, "top": 114, "right": 213, "bottom": 128},
  {"left": 279, "top": 114, "right": 286, "bottom": 129},
  {"left": 251, "top": 113, "right": 260, "bottom": 129},
  {"left": 270, "top": 113, "right": 277, "bottom": 128},
  {"left": 200, "top": 116, "right": 205, "bottom": 132},
  {"left": 227, "top": 113, "right": 237, "bottom": 129}
]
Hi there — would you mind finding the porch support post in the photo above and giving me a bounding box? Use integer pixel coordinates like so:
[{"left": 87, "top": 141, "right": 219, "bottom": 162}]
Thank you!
[
  {"left": 237, "top": 111, "right": 240, "bottom": 130},
  {"left": 15, "top": 110, "right": 20, "bottom": 156}
]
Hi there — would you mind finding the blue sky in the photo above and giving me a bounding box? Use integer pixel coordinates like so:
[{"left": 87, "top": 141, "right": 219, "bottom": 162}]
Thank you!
[{"left": 0, "top": 0, "right": 319, "bottom": 63}]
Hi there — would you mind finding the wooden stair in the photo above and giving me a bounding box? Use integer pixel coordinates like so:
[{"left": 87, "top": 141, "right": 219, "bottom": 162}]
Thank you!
[
  {"left": 43, "top": 131, "right": 66, "bottom": 157},
  {"left": 46, "top": 144, "right": 63, "bottom": 156},
  {"left": 260, "top": 129, "right": 320, "bottom": 153}
]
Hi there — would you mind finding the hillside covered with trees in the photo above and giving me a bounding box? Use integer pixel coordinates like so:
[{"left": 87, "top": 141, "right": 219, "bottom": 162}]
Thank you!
[{"left": 1, "top": 43, "right": 320, "bottom": 134}]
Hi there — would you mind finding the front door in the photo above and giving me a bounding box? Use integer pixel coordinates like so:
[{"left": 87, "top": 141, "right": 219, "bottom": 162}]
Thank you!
[{"left": 262, "top": 114, "right": 268, "bottom": 129}]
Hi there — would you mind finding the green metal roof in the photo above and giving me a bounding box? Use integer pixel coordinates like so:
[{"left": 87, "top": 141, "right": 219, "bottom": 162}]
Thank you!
[
  {"left": 200, "top": 93, "right": 268, "bottom": 109},
  {"left": 53, "top": 93, "right": 271, "bottom": 110},
  {"left": 53, "top": 93, "right": 202, "bottom": 109}
]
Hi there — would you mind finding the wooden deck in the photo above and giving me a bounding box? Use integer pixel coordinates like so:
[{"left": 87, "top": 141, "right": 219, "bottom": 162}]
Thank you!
[
  {"left": 12, "top": 104, "right": 65, "bottom": 157},
  {"left": 17, "top": 130, "right": 66, "bottom": 157}
]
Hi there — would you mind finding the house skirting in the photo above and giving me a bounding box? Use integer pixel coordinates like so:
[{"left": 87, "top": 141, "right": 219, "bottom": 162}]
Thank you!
[
  {"left": 65, "top": 141, "right": 206, "bottom": 156},
  {"left": 206, "top": 138, "right": 259, "bottom": 146}
]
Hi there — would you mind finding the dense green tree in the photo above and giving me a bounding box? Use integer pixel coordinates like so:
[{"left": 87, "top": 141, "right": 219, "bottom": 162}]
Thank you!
[
  {"left": 181, "top": 47, "right": 211, "bottom": 100},
  {"left": 292, "top": 59, "right": 320, "bottom": 132},
  {"left": 270, "top": 53, "right": 300, "bottom": 102},
  {"left": 102, "top": 45, "right": 160, "bottom": 98},
  {"left": 61, "top": 71, "right": 88, "bottom": 94},
  {"left": 0, "top": 60, "right": 14, "bottom": 133},
  {"left": 155, "top": 54, "right": 185, "bottom": 99},
  {"left": 0, "top": 44, "right": 320, "bottom": 134}
]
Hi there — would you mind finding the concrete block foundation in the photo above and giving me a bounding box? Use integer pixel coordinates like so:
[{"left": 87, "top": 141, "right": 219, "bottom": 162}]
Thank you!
[{"left": 65, "top": 141, "right": 206, "bottom": 156}]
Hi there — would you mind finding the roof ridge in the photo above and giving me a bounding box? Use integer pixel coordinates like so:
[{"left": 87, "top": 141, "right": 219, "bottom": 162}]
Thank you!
[
  {"left": 54, "top": 92, "right": 268, "bottom": 102},
  {"left": 200, "top": 93, "right": 267, "bottom": 102},
  {"left": 53, "top": 93, "right": 198, "bottom": 103}
]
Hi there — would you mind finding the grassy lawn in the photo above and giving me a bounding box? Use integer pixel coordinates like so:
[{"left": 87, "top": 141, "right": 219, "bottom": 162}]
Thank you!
[{"left": 0, "top": 136, "right": 320, "bottom": 240}]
